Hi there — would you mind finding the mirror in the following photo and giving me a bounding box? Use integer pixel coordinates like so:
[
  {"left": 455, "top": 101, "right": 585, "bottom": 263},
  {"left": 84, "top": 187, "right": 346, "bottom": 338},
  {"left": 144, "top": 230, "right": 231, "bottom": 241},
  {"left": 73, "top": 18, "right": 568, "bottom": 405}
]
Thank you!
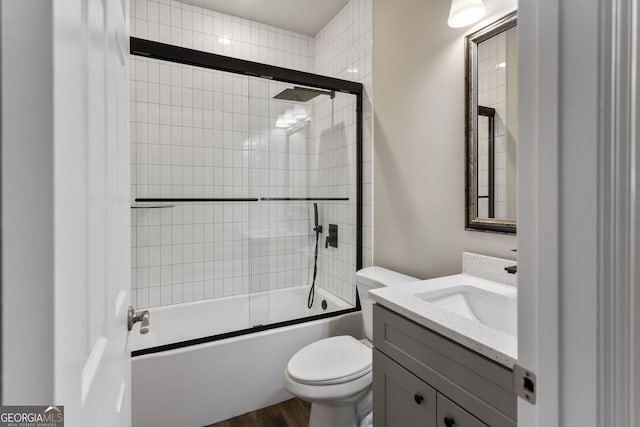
[{"left": 465, "top": 12, "right": 517, "bottom": 233}]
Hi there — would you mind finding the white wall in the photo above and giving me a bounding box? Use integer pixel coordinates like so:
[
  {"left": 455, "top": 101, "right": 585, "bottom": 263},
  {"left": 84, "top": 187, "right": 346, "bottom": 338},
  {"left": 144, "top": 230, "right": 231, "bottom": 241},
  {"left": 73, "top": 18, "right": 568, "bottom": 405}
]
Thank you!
[{"left": 372, "top": 0, "right": 517, "bottom": 279}]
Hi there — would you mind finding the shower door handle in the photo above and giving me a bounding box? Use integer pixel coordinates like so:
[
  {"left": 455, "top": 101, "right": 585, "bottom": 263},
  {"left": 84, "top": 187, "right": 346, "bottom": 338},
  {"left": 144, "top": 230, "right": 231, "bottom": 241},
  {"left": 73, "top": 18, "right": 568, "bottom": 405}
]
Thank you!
[{"left": 128, "top": 306, "right": 150, "bottom": 334}]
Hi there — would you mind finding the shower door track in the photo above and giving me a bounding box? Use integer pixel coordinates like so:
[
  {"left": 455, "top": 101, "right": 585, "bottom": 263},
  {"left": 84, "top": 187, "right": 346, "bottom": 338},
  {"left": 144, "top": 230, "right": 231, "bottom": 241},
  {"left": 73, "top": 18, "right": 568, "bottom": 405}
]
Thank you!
[{"left": 131, "top": 307, "right": 361, "bottom": 357}]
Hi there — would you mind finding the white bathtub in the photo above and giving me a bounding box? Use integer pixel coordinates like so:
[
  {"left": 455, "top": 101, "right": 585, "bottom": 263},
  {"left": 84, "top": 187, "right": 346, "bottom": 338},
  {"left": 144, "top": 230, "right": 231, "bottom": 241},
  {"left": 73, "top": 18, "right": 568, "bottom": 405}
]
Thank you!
[{"left": 131, "top": 286, "right": 362, "bottom": 427}]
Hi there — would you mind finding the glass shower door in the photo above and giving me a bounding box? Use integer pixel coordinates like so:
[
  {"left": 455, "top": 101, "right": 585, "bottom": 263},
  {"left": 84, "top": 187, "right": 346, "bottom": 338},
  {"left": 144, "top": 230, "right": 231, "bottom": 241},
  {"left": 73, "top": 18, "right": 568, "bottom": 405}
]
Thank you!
[
  {"left": 130, "top": 57, "right": 254, "bottom": 343},
  {"left": 247, "top": 77, "right": 358, "bottom": 328},
  {"left": 129, "top": 37, "right": 363, "bottom": 355},
  {"left": 246, "top": 76, "right": 270, "bottom": 327}
]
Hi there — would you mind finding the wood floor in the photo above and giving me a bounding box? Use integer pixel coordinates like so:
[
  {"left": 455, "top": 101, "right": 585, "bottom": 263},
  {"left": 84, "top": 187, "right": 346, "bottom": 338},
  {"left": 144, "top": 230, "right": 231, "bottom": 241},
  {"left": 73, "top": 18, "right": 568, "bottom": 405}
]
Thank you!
[{"left": 206, "top": 398, "right": 311, "bottom": 427}]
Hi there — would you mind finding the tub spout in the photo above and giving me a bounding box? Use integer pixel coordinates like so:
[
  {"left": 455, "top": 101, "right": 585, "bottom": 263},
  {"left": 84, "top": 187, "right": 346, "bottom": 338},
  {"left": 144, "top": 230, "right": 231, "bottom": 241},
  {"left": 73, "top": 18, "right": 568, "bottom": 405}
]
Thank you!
[{"left": 128, "top": 306, "right": 150, "bottom": 334}]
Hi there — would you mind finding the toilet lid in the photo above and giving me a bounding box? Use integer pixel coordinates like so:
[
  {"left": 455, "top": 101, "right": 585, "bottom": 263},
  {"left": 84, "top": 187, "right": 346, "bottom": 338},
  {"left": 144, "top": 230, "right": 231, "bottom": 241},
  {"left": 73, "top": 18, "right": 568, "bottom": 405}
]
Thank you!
[{"left": 287, "top": 336, "right": 372, "bottom": 385}]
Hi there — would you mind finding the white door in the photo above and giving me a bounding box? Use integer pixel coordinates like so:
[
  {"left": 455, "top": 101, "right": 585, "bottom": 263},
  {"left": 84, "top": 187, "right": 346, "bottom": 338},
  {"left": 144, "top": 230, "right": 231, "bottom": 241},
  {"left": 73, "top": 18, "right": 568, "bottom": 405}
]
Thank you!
[
  {"left": 52, "top": 0, "right": 132, "bottom": 426},
  {"left": 518, "top": 1, "right": 640, "bottom": 427}
]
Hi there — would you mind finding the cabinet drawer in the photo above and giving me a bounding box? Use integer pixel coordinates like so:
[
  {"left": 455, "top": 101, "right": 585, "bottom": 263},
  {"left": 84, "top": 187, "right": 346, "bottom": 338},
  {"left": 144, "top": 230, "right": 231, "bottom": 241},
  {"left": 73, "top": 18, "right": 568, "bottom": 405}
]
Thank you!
[
  {"left": 373, "top": 349, "right": 437, "bottom": 427},
  {"left": 437, "top": 393, "right": 487, "bottom": 427}
]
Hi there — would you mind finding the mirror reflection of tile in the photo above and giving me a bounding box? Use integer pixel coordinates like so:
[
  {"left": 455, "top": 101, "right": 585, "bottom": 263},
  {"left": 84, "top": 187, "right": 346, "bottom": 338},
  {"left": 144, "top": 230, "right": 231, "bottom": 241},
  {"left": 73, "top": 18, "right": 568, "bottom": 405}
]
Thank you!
[{"left": 477, "top": 26, "right": 518, "bottom": 220}]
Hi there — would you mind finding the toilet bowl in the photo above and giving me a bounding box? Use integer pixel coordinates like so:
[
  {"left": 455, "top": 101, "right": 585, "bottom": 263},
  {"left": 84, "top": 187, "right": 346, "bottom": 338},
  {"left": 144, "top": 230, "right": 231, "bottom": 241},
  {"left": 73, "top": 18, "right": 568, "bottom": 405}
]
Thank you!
[{"left": 284, "top": 267, "right": 418, "bottom": 427}]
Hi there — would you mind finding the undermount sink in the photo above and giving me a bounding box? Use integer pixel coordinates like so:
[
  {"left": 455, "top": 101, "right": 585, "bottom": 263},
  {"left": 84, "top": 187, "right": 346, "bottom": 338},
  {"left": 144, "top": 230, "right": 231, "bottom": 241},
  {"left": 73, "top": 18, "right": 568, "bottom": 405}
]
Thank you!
[
  {"left": 368, "top": 258, "right": 518, "bottom": 367},
  {"left": 414, "top": 286, "right": 517, "bottom": 337}
]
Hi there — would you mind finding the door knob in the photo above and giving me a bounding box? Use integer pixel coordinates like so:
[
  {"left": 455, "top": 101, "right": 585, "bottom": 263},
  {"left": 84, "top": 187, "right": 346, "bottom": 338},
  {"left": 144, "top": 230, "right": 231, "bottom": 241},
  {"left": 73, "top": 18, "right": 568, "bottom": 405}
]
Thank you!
[
  {"left": 444, "top": 417, "right": 455, "bottom": 427},
  {"left": 414, "top": 393, "right": 424, "bottom": 404},
  {"left": 128, "top": 306, "right": 150, "bottom": 334}
]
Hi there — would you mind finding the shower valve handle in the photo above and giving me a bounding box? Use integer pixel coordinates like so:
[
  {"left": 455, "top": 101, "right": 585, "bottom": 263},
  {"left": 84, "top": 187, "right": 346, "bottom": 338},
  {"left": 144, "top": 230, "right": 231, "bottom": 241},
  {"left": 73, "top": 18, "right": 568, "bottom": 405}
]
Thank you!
[{"left": 325, "top": 224, "right": 338, "bottom": 249}]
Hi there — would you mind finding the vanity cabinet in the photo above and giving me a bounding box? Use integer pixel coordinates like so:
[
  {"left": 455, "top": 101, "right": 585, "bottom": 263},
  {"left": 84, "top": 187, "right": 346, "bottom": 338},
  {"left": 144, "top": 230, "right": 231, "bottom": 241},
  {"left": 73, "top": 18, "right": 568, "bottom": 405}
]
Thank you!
[
  {"left": 372, "top": 305, "right": 517, "bottom": 427},
  {"left": 373, "top": 349, "right": 437, "bottom": 427}
]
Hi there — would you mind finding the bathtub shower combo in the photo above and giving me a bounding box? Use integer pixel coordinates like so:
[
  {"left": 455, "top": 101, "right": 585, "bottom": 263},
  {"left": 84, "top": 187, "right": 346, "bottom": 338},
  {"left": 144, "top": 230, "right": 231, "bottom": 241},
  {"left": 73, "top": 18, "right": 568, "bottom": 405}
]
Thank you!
[{"left": 129, "top": 38, "right": 363, "bottom": 426}]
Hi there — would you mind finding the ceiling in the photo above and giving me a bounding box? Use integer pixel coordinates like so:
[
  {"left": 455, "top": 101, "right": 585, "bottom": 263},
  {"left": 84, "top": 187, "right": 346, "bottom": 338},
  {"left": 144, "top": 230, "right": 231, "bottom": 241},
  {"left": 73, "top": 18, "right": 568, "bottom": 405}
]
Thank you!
[{"left": 178, "top": 0, "right": 349, "bottom": 36}]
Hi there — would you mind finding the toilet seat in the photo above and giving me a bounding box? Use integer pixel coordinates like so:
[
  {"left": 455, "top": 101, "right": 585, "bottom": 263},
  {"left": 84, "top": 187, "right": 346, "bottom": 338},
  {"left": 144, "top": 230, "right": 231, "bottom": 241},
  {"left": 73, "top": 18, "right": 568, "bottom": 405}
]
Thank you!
[
  {"left": 286, "top": 336, "right": 372, "bottom": 386},
  {"left": 284, "top": 369, "right": 373, "bottom": 404}
]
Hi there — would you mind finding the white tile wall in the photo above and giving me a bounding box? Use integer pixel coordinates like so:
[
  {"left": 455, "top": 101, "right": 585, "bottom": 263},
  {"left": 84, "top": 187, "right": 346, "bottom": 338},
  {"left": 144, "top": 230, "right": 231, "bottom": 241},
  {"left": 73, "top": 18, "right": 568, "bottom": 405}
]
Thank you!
[
  {"left": 130, "top": 0, "right": 314, "bottom": 73},
  {"left": 131, "top": 55, "right": 253, "bottom": 307},
  {"left": 311, "top": 93, "right": 358, "bottom": 304},
  {"left": 314, "top": 0, "right": 374, "bottom": 304},
  {"left": 130, "top": 0, "right": 373, "bottom": 310},
  {"left": 131, "top": 58, "right": 250, "bottom": 200}
]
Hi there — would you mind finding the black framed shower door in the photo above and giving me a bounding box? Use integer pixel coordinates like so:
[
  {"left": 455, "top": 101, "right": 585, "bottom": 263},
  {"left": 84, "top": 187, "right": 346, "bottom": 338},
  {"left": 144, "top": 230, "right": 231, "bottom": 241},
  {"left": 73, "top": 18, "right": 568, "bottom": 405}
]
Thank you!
[{"left": 129, "top": 37, "right": 364, "bottom": 356}]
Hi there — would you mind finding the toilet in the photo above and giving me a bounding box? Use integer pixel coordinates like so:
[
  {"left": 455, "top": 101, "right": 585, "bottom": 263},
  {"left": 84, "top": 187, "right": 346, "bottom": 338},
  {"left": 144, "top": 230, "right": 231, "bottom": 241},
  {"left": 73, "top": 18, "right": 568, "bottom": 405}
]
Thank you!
[{"left": 284, "top": 267, "right": 418, "bottom": 427}]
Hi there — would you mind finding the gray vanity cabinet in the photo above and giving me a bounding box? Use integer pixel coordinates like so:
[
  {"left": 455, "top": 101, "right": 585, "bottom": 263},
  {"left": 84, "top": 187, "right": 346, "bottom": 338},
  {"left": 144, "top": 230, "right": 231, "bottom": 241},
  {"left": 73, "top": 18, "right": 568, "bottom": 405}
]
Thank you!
[{"left": 372, "top": 305, "right": 517, "bottom": 427}]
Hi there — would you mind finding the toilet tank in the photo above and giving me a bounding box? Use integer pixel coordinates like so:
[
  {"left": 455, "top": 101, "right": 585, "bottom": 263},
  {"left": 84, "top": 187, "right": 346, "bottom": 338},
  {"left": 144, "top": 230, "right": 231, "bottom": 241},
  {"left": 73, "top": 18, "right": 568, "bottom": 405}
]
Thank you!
[{"left": 356, "top": 267, "right": 418, "bottom": 340}]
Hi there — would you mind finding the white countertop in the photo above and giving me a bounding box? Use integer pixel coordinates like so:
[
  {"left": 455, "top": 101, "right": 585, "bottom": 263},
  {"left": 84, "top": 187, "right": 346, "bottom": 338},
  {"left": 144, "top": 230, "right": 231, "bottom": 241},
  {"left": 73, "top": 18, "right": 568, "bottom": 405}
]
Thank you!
[{"left": 369, "top": 273, "right": 518, "bottom": 368}]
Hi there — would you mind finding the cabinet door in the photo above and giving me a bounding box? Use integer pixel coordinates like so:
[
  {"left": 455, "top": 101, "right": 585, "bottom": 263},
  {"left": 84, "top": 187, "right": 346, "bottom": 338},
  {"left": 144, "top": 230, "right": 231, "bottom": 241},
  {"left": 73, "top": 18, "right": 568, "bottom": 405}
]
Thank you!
[
  {"left": 437, "top": 393, "right": 488, "bottom": 427},
  {"left": 373, "top": 349, "right": 437, "bottom": 427}
]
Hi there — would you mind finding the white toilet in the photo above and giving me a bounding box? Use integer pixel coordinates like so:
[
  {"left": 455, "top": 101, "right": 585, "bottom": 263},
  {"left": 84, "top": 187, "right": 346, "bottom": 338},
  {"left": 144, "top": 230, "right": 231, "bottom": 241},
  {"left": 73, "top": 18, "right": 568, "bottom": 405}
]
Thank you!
[{"left": 284, "top": 267, "right": 418, "bottom": 427}]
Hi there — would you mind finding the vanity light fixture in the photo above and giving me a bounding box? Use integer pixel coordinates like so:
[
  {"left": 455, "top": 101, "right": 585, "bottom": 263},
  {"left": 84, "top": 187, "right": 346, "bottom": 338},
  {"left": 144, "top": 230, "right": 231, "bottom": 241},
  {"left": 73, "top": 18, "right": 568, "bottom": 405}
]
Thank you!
[{"left": 448, "top": 0, "right": 486, "bottom": 28}]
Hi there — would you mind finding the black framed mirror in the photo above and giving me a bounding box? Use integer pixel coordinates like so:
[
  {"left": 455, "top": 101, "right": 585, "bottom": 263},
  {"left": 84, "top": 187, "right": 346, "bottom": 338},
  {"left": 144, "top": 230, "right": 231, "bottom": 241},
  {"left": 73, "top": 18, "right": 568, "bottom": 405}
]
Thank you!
[{"left": 465, "top": 12, "right": 517, "bottom": 233}]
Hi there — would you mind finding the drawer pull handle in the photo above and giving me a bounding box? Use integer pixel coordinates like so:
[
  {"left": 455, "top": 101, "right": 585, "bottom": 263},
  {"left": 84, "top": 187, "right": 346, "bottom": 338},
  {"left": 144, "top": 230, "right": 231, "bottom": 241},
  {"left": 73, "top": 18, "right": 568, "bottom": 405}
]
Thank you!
[
  {"left": 414, "top": 393, "right": 423, "bottom": 404},
  {"left": 444, "top": 417, "right": 455, "bottom": 427}
]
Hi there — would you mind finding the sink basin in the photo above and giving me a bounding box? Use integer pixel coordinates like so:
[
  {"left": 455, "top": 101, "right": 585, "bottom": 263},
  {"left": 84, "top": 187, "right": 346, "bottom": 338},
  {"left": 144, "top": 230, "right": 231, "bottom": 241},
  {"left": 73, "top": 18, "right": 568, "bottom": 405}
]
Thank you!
[
  {"left": 368, "top": 270, "right": 518, "bottom": 367},
  {"left": 415, "top": 286, "right": 517, "bottom": 337}
]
